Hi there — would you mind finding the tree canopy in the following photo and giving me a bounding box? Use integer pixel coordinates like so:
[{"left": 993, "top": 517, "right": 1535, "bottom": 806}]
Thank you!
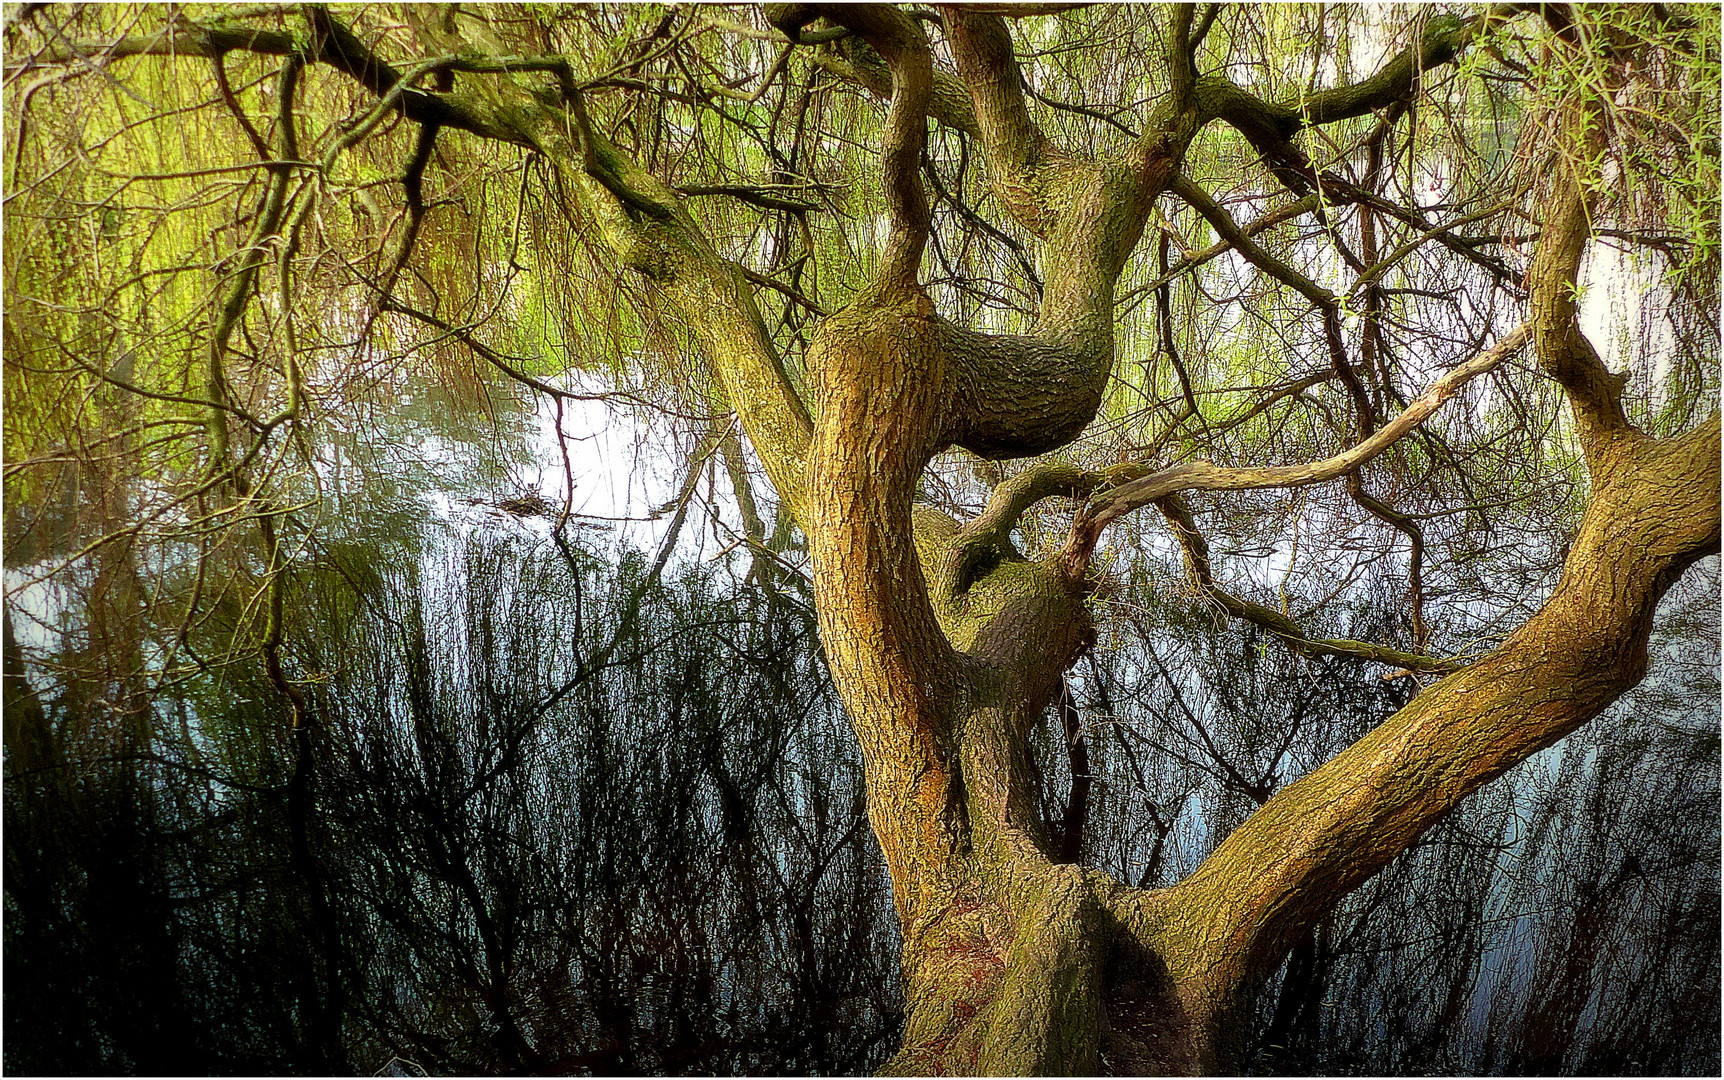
[{"left": 4, "top": 3, "right": 1719, "bottom": 1074}]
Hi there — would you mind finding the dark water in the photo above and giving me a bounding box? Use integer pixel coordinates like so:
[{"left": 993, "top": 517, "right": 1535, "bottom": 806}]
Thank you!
[{"left": 4, "top": 379, "right": 1718, "bottom": 1075}]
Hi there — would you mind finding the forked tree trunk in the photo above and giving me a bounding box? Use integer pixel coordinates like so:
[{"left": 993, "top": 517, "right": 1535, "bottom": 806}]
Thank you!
[{"left": 758, "top": 8, "right": 1721, "bottom": 1074}]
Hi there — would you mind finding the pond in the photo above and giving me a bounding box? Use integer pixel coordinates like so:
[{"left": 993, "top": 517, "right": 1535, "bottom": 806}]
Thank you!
[{"left": 5, "top": 369, "right": 1718, "bottom": 1075}]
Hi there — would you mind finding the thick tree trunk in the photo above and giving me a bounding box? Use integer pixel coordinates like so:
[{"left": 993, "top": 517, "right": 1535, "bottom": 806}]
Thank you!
[{"left": 600, "top": 9, "right": 1720, "bottom": 1074}]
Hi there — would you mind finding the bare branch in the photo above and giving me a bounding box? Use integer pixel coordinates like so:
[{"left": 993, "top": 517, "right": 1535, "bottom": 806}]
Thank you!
[{"left": 1170, "top": 172, "right": 1336, "bottom": 309}]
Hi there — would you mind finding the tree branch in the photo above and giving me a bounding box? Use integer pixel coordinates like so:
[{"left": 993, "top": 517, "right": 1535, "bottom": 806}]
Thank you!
[
  {"left": 1156, "top": 412, "right": 1720, "bottom": 1030},
  {"left": 25, "top": 7, "right": 544, "bottom": 147},
  {"left": 1053, "top": 678, "right": 1090, "bottom": 864},
  {"left": 809, "top": 41, "right": 980, "bottom": 137},
  {"left": 1195, "top": 6, "right": 1520, "bottom": 135},
  {"left": 1062, "top": 323, "right": 1533, "bottom": 580},
  {"left": 1170, "top": 172, "right": 1337, "bottom": 308},
  {"left": 1153, "top": 494, "right": 1463, "bottom": 673},
  {"left": 1527, "top": 101, "right": 1636, "bottom": 464},
  {"left": 821, "top": 4, "right": 935, "bottom": 293},
  {"left": 60, "top": 6, "right": 817, "bottom": 520},
  {"left": 944, "top": 7, "right": 1054, "bottom": 236},
  {"left": 939, "top": 459, "right": 1096, "bottom": 597},
  {"left": 561, "top": 119, "right": 814, "bottom": 523},
  {"left": 1168, "top": 3, "right": 1196, "bottom": 107}
]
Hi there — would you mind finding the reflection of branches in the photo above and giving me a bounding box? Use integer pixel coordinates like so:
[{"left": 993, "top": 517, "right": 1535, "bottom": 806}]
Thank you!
[
  {"left": 1136, "top": 628, "right": 1273, "bottom": 804},
  {"left": 532, "top": 424, "right": 724, "bottom": 720}
]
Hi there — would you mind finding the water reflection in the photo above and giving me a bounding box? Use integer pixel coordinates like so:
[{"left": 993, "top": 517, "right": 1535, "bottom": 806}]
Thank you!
[{"left": 3, "top": 372, "right": 1717, "bottom": 1075}]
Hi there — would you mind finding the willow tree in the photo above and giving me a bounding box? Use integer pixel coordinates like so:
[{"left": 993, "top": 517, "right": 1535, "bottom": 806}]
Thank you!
[{"left": 6, "top": 3, "right": 1718, "bottom": 1074}]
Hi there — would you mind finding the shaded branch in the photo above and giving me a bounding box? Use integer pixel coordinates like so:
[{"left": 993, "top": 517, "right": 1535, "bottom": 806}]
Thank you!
[
  {"left": 920, "top": 145, "right": 1044, "bottom": 296},
  {"left": 738, "top": 265, "right": 828, "bottom": 317},
  {"left": 1132, "top": 191, "right": 1325, "bottom": 296},
  {"left": 1345, "top": 475, "right": 1431, "bottom": 651},
  {"left": 1053, "top": 678, "right": 1090, "bottom": 865},
  {"left": 674, "top": 183, "right": 819, "bottom": 213},
  {"left": 1350, "top": 195, "right": 1521, "bottom": 300},
  {"left": 1195, "top": 6, "right": 1519, "bottom": 135},
  {"left": 203, "top": 53, "right": 301, "bottom": 477}
]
